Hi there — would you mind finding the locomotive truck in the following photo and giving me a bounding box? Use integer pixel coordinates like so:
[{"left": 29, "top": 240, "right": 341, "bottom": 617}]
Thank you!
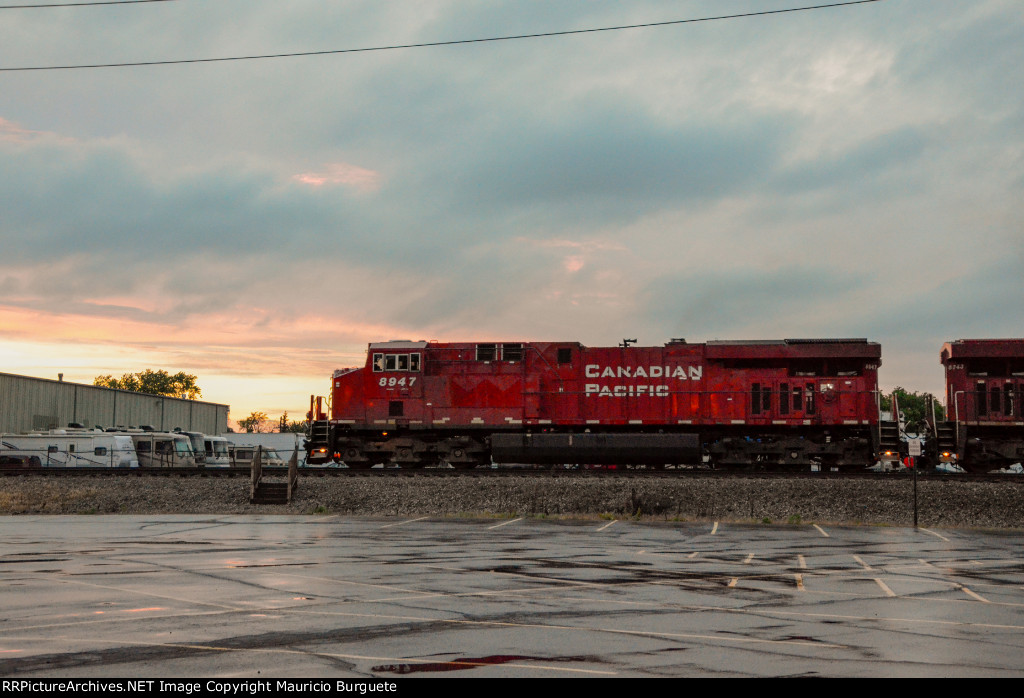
[{"left": 306, "top": 338, "right": 886, "bottom": 470}]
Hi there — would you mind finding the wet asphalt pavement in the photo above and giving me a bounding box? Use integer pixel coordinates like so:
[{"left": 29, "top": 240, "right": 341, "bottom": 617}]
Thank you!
[{"left": 1, "top": 515, "right": 1023, "bottom": 677}]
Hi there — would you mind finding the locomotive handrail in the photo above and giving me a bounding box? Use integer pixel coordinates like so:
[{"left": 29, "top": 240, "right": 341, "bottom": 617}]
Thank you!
[{"left": 953, "top": 390, "right": 964, "bottom": 450}]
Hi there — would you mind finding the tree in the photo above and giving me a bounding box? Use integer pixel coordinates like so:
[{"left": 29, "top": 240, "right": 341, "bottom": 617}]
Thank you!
[
  {"left": 94, "top": 369, "right": 202, "bottom": 399},
  {"left": 879, "top": 387, "right": 945, "bottom": 432},
  {"left": 278, "top": 411, "right": 309, "bottom": 433},
  {"left": 238, "top": 411, "right": 268, "bottom": 433}
]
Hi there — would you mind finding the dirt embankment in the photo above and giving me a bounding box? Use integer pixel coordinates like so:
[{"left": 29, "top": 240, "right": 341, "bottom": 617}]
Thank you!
[{"left": 2, "top": 475, "right": 1022, "bottom": 528}]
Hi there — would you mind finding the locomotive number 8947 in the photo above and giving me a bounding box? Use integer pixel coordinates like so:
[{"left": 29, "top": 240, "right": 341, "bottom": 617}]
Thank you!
[{"left": 306, "top": 337, "right": 884, "bottom": 470}]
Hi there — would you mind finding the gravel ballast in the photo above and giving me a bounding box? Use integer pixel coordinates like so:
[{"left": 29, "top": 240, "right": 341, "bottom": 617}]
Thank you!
[{"left": 2, "top": 474, "right": 1024, "bottom": 528}]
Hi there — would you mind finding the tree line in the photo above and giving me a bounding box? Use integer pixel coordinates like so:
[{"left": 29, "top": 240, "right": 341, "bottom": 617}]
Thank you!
[
  {"left": 94, "top": 369, "right": 202, "bottom": 399},
  {"left": 92, "top": 369, "right": 307, "bottom": 433}
]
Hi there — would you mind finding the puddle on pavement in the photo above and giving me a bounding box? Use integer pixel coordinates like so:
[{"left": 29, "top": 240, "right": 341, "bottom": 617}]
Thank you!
[{"left": 373, "top": 654, "right": 589, "bottom": 674}]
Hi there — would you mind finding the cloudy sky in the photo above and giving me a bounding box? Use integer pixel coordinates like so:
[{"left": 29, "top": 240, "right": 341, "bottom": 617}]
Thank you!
[{"left": 1, "top": 0, "right": 1021, "bottom": 426}]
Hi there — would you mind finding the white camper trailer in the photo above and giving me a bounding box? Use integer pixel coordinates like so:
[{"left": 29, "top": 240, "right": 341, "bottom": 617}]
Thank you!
[
  {"left": 201, "top": 435, "right": 231, "bottom": 467},
  {"left": 176, "top": 431, "right": 231, "bottom": 467},
  {"left": 126, "top": 431, "right": 197, "bottom": 468},
  {"left": 0, "top": 431, "right": 139, "bottom": 468}
]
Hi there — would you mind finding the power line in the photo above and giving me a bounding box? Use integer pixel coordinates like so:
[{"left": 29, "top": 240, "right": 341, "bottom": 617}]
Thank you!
[
  {"left": 0, "top": 0, "right": 885, "bottom": 72},
  {"left": 0, "top": 0, "right": 178, "bottom": 8}
]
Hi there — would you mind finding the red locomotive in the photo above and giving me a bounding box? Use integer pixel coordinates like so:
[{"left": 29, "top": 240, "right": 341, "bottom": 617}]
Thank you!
[
  {"left": 932, "top": 339, "right": 1024, "bottom": 471},
  {"left": 306, "top": 337, "right": 884, "bottom": 469}
]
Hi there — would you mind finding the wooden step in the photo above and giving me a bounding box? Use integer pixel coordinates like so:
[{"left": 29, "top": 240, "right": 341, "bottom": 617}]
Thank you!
[{"left": 251, "top": 481, "right": 290, "bottom": 505}]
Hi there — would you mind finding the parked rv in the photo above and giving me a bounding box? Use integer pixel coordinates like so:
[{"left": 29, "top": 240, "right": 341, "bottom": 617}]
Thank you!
[
  {"left": 202, "top": 435, "right": 231, "bottom": 467},
  {"left": 0, "top": 430, "right": 139, "bottom": 468},
  {"left": 125, "top": 430, "right": 197, "bottom": 467},
  {"left": 229, "top": 445, "right": 285, "bottom": 468},
  {"left": 176, "top": 431, "right": 231, "bottom": 467},
  {"left": 220, "top": 432, "right": 305, "bottom": 467}
]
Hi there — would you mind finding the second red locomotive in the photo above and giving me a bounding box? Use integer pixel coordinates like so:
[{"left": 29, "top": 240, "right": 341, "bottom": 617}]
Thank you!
[
  {"left": 931, "top": 339, "right": 1024, "bottom": 471},
  {"left": 307, "top": 337, "right": 883, "bottom": 469}
]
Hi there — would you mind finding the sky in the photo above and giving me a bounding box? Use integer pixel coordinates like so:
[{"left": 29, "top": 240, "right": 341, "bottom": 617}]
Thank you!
[{"left": 1, "top": 0, "right": 1022, "bottom": 427}]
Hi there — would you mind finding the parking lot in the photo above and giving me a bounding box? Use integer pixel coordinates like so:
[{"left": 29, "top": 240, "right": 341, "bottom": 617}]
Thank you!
[{"left": 2, "top": 515, "right": 1023, "bottom": 677}]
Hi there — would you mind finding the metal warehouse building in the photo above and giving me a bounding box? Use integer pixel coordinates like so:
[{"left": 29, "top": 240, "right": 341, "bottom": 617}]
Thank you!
[{"left": 0, "top": 372, "right": 229, "bottom": 435}]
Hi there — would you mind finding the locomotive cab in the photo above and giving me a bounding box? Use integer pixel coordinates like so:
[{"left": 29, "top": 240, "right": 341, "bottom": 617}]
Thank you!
[{"left": 936, "top": 339, "right": 1024, "bottom": 471}]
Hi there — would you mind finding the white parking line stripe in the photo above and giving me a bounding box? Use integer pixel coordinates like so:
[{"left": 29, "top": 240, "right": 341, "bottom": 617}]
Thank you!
[
  {"left": 794, "top": 574, "right": 805, "bottom": 591},
  {"left": 960, "top": 586, "right": 990, "bottom": 603},
  {"left": 798, "top": 555, "right": 807, "bottom": 569},
  {"left": 710, "top": 522, "right": 719, "bottom": 535},
  {"left": 813, "top": 524, "right": 830, "bottom": 538},
  {"left": 744, "top": 553, "right": 755, "bottom": 564},
  {"left": 853, "top": 555, "right": 873, "bottom": 571},
  {"left": 56, "top": 578, "right": 239, "bottom": 611},
  {"left": 596, "top": 520, "right": 618, "bottom": 532},
  {"left": 920, "top": 528, "right": 951, "bottom": 542},
  {"left": 487, "top": 517, "right": 523, "bottom": 530},
  {"left": 874, "top": 578, "right": 896, "bottom": 597},
  {"left": 380, "top": 517, "right": 428, "bottom": 529}
]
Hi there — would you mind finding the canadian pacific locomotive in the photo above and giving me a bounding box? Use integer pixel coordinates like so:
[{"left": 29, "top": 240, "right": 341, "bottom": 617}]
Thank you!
[
  {"left": 931, "top": 339, "right": 1024, "bottom": 471},
  {"left": 306, "top": 338, "right": 884, "bottom": 469}
]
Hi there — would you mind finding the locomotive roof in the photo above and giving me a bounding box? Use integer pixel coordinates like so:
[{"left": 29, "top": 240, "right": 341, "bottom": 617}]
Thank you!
[
  {"left": 366, "top": 338, "right": 879, "bottom": 359},
  {"left": 942, "top": 339, "right": 1024, "bottom": 361},
  {"left": 706, "top": 338, "right": 870, "bottom": 345},
  {"left": 704, "top": 339, "right": 880, "bottom": 360},
  {"left": 368, "top": 340, "right": 429, "bottom": 350}
]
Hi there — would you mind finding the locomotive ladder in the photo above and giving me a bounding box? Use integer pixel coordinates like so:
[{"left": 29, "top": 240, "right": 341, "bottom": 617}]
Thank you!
[
  {"left": 876, "top": 391, "right": 902, "bottom": 469},
  {"left": 309, "top": 420, "right": 331, "bottom": 449}
]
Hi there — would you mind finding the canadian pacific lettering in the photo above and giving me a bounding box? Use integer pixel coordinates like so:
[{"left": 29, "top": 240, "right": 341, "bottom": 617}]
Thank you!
[
  {"left": 584, "top": 364, "right": 702, "bottom": 380},
  {"left": 583, "top": 363, "right": 702, "bottom": 397}
]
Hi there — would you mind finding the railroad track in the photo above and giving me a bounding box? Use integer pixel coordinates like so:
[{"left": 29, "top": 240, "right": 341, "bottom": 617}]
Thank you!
[{"left": 0, "top": 465, "right": 1018, "bottom": 482}]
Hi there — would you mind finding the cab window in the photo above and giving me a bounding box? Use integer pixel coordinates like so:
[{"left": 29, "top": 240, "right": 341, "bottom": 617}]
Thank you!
[{"left": 377, "top": 353, "right": 421, "bottom": 371}]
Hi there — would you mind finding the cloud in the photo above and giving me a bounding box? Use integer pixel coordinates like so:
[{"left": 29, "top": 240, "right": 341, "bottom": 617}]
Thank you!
[
  {"left": 293, "top": 162, "right": 381, "bottom": 192},
  {"left": 640, "top": 267, "right": 871, "bottom": 338},
  {"left": 0, "top": 0, "right": 1022, "bottom": 416},
  {"left": 0, "top": 117, "right": 52, "bottom": 143}
]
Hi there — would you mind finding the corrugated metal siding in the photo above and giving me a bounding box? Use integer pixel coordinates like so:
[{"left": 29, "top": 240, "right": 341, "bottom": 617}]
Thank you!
[{"left": 0, "top": 373, "right": 229, "bottom": 434}]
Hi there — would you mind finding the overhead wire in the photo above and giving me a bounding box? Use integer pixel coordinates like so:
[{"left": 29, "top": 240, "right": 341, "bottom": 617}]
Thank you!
[
  {"left": 0, "top": 0, "right": 178, "bottom": 7},
  {"left": 0, "top": 0, "right": 886, "bottom": 72}
]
